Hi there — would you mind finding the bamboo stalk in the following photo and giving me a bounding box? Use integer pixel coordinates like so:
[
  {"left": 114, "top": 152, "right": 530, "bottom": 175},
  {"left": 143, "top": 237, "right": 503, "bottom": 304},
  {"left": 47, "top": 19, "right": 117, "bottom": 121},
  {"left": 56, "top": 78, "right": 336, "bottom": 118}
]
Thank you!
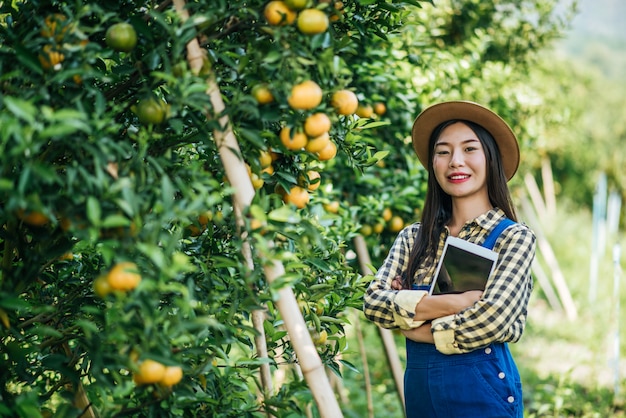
[
  {"left": 352, "top": 235, "right": 405, "bottom": 408},
  {"left": 519, "top": 195, "right": 578, "bottom": 320},
  {"left": 541, "top": 157, "right": 557, "bottom": 217},
  {"left": 353, "top": 314, "right": 374, "bottom": 418},
  {"left": 173, "top": 2, "right": 343, "bottom": 415},
  {"left": 235, "top": 204, "right": 274, "bottom": 413},
  {"left": 524, "top": 172, "right": 547, "bottom": 220}
]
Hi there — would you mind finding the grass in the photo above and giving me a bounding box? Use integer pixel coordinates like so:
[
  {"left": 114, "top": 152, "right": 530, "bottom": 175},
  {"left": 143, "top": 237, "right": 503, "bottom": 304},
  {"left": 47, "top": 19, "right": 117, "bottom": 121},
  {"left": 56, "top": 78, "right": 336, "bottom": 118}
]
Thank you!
[{"left": 340, "top": 200, "right": 626, "bottom": 417}]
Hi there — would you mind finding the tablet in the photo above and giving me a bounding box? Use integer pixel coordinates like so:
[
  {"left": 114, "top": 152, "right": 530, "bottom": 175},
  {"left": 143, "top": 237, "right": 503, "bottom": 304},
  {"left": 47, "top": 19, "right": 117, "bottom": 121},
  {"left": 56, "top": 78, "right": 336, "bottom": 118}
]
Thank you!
[{"left": 429, "top": 236, "right": 499, "bottom": 295}]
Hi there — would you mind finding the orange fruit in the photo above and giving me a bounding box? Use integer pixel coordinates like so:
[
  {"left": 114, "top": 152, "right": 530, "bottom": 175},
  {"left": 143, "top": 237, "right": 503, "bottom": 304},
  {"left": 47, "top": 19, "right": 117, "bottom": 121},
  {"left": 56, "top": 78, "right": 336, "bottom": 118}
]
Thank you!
[
  {"left": 250, "top": 173, "right": 264, "bottom": 190},
  {"left": 310, "top": 329, "right": 328, "bottom": 345},
  {"left": 374, "top": 102, "right": 387, "bottom": 115},
  {"left": 107, "top": 262, "right": 141, "bottom": 291},
  {"left": 252, "top": 84, "right": 274, "bottom": 104},
  {"left": 296, "top": 9, "right": 329, "bottom": 35},
  {"left": 316, "top": 140, "right": 337, "bottom": 161},
  {"left": 283, "top": 186, "right": 310, "bottom": 209},
  {"left": 389, "top": 215, "right": 404, "bottom": 232},
  {"left": 105, "top": 22, "right": 137, "bottom": 53},
  {"left": 288, "top": 80, "right": 323, "bottom": 110},
  {"left": 134, "top": 97, "right": 168, "bottom": 125},
  {"left": 323, "top": 201, "right": 340, "bottom": 213},
  {"left": 373, "top": 223, "right": 384, "bottom": 234},
  {"left": 93, "top": 275, "right": 112, "bottom": 298},
  {"left": 280, "top": 126, "right": 308, "bottom": 150},
  {"left": 160, "top": 366, "right": 183, "bottom": 387},
  {"left": 38, "top": 45, "right": 64, "bottom": 71},
  {"left": 331, "top": 90, "right": 358, "bottom": 115},
  {"left": 304, "top": 112, "right": 331, "bottom": 137},
  {"left": 262, "top": 165, "right": 274, "bottom": 175},
  {"left": 360, "top": 224, "right": 373, "bottom": 236},
  {"left": 135, "top": 359, "right": 166, "bottom": 385},
  {"left": 17, "top": 209, "right": 49, "bottom": 227},
  {"left": 382, "top": 207, "right": 393, "bottom": 222},
  {"left": 40, "top": 13, "right": 69, "bottom": 41},
  {"left": 299, "top": 170, "right": 321, "bottom": 191},
  {"left": 356, "top": 104, "right": 374, "bottom": 118},
  {"left": 305, "top": 132, "right": 330, "bottom": 153},
  {"left": 259, "top": 150, "right": 273, "bottom": 168},
  {"left": 264, "top": 1, "right": 296, "bottom": 26}
]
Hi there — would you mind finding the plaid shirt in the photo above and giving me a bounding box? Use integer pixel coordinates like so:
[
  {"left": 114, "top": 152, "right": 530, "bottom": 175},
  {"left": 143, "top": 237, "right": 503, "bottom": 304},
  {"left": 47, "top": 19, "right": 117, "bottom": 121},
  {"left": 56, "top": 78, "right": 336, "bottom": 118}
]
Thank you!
[{"left": 363, "top": 208, "right": 536, "bottom": 354}]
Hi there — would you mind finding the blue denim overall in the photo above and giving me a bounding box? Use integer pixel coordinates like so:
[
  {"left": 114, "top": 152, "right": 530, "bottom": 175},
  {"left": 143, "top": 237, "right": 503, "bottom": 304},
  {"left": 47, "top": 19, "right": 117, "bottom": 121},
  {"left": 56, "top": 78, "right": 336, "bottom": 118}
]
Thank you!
[{"left": 404, "top": 218, "right": 523, "bottom": 418}]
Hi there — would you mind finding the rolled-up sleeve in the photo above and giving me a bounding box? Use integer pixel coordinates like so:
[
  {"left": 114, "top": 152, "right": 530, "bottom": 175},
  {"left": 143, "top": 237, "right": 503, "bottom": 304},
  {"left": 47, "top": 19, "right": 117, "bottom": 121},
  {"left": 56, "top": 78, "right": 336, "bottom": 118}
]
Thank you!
[
  {"left": 431, "top": 224, "right": 536, "bottom": 354},
  {"left": 363, "top": 224, "right": 428, "bottom": 330}
]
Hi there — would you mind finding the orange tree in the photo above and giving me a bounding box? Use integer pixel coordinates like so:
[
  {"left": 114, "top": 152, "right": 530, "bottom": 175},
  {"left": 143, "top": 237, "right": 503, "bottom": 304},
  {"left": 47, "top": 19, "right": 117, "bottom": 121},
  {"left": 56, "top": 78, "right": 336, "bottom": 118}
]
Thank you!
[
  {"left": 0, "top": 0, "right": 574, "bottom": 416},
  {"left": 0, "top": 0, "right": 429, "bottom": 416}
]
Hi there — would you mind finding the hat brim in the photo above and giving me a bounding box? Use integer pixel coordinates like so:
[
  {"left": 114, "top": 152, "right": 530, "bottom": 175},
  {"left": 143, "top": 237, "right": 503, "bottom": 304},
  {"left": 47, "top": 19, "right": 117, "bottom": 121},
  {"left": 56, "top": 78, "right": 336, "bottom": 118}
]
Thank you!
[{"left": 411, "top": 101, "right": 520, "bottom": 181}]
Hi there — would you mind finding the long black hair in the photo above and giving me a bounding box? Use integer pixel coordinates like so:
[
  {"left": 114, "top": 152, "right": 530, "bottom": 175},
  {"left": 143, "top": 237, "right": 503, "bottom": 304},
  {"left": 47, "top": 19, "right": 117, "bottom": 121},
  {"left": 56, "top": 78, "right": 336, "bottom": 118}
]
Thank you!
[{"left": 402, "top": 119, "right": 517, "bottom": 288}]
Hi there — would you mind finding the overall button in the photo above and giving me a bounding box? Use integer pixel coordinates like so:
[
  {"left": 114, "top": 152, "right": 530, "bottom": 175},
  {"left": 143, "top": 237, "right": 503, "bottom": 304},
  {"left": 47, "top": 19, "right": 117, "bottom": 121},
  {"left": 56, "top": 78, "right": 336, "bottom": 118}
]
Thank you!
[
  {"left": 498, "top": 372, "right": 506, "bottom": 379},
  {"left": 507, "top": 396, "right": 515, "bottom": 403},
  {"left": 484, "top": 347, "right": 492, "bottom": 354}
]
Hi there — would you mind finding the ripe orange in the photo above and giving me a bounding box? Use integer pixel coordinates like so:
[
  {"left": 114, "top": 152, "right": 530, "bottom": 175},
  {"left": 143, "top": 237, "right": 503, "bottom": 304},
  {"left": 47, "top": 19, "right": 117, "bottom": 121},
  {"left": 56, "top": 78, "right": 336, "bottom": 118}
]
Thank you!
[
  {"left": 250, "top": 172, "right": 264, "bottom": 190},
  {"left": 382, "top": 207, "right": 393, "bottom": 222},
  {"left": 304, "top": 112, "right": 331, "bottom": 137},
  {"left": 264, "top": 1, "right": 296, "bottom": 26},
  {"left": 17, "top": 209, "right": 49, "bottom": 227},
  {"left": 297, "top": 9, "right": 329, "bottom": 35},
  {"left": 299, "top": 170, "right": 321, "bottom": 191},
  {"left": 107, "top": 262, "right": 141, "bottom": 291},
  {"left": 40, "top": 14, "right": 69, "bottom": 41},
  {"left": 252, "top": 84, "right": 274, "bottom": 104},
  {"left": 38, "top": 45, "right": 64, "bottom": 71},
  {"left": 356, "top": 104, "right": 374, "bottom": 118},
  {"left": 135, "top": 359, "right": 166, "bottom": 385},
  {"left": 389, "top": 215, "right": 404, "bottom": 232},
  {"left": 305, "top": 132, "right": 330, "bottom": 153},
  {"left": 310, "top": 329, "right": 328, "bottom": 345},
  {"left": 374, "top": 102, "right": 387, "bottom": 115},
  {"left": 373, "top": 223, "right": 384, "bottom": 234},
  {"left": 134, "top": 97, "right": 168, "bottom": 125},
  {"left": 283, "top": 186, "right": 310, "bottom": 209},
  {"left": 259, "top": 150, "right": 273, "bottom": 168},
  {"left": 288, "top": 80, "right": 323, "bottom": 110},
  {"left": 323, "top": 201, "right": 340, "bottom": 213},
  {"left": 331, "top": 90, "right": 358, "bottom": 115},
  {"left": 105, "top": 22, "right": 137, "bottom": 53},
  {"left": 280, "top": 126, "right": 308, "bottom": 150},
  {"left": 316, "top": 140, "right": 337, "bottom": 161},
  {"left": 160, "top": 366, "right": 183, "bottom": 386}
]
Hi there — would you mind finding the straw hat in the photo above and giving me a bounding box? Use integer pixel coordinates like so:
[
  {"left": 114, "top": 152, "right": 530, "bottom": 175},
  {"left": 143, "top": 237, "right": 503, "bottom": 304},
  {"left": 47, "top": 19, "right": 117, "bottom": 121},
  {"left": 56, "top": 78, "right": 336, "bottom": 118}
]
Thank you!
[{"left": 411, "top": 101, "right": 520, "bottom": 181}]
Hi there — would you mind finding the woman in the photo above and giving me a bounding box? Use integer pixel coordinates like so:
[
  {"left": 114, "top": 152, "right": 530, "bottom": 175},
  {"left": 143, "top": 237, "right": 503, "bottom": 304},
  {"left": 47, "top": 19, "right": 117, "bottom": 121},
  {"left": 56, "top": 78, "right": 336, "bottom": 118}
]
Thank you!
[{"left": 363, "top": 101, "right": 536, "bottom": 418}]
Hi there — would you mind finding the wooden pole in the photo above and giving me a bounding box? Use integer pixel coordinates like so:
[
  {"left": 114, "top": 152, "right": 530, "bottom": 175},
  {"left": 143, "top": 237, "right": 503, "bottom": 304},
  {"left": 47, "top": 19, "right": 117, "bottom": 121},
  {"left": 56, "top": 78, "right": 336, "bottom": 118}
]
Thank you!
[
  {"left": 235, "top": 204, "right": 274, "bottom": 410},
  {"left": 519, "top": 195, "right": 578, "bottom": 321},
  {"left": 173, "top": 2, "right": 343, "bottom": 415},
  {"left": 353, "top": 314, "right": 374, "bottom": 418},
  {"left": 352, "top": 235, "right": 405, "bottom": 408},
  {"left": 541, "top": 157, "right": 557, "bottom": 217},
  {"left": 524, "top": 172, "right": 547, "bottom": 220}
]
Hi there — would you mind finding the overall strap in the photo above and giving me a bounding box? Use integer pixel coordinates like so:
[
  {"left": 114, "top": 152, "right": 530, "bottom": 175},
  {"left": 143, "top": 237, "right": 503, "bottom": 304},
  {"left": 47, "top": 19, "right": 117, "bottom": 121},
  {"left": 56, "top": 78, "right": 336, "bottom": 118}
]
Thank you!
[{"left": 482, "top": 218, "right": 516, "bottom": 250}]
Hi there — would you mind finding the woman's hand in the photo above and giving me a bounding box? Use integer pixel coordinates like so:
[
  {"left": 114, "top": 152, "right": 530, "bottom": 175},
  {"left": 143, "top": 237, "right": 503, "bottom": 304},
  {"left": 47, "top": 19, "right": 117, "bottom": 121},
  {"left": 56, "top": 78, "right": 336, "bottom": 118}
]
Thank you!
[
  {"left": 390, "top": 275, "right": 404, "bottom": 290},
  {"left": 401, "top": 323, "right": 434, "bottom": 344},
  {"left": 414, "top": 290, "right": 483, "bottom": 321}
]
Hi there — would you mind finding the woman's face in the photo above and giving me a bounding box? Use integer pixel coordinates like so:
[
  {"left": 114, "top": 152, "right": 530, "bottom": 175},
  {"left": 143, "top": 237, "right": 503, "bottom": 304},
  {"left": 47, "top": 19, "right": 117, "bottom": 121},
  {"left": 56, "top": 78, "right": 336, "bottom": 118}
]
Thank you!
[{"left": 432, "top": 122, "right": 488, "bottom": 201}]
